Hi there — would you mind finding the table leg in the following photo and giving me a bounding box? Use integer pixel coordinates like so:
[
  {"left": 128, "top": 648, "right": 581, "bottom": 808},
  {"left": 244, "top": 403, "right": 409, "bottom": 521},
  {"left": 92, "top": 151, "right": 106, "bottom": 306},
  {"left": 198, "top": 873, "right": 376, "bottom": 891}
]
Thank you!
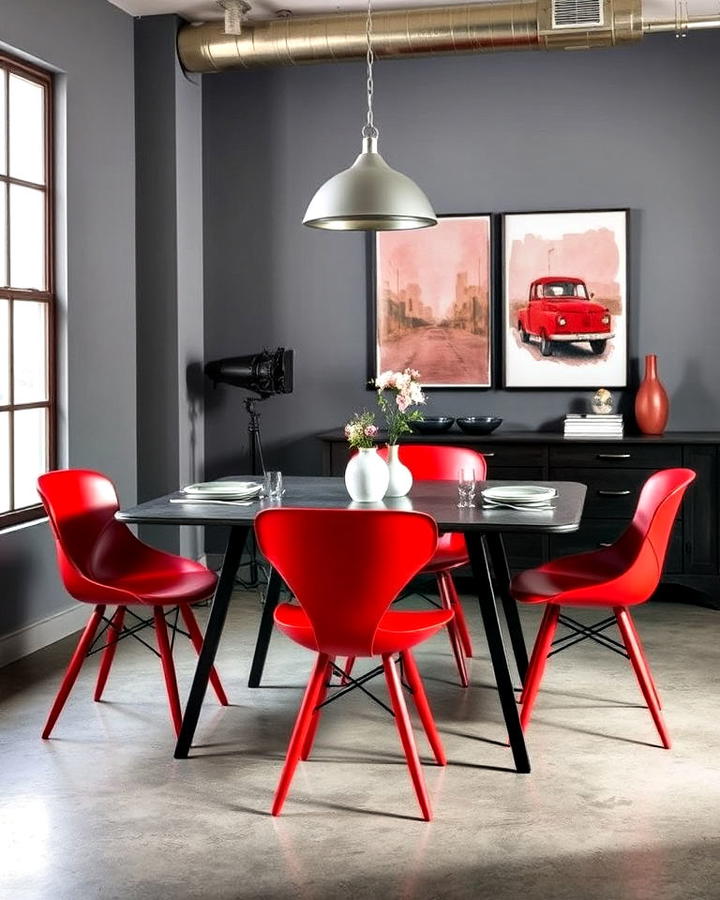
[
  {"left": 485, "top": 532, "right": 529, "bottom": 684},
  {"left": 248, "top": 567, "right": 283, "bottom": 688},
  {"left": 174, "top": 526, "right": 249, "bottom": 759},
  {"left": 465, "top": 532, "right": 531, "bottom": 774}
]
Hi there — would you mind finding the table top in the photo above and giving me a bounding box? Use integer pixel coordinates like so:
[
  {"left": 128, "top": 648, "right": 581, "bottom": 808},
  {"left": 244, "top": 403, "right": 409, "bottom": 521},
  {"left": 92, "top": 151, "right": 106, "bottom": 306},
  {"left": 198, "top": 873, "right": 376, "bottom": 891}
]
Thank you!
[{"left": 117, "top": 476, "right": 586, "bottom": 534}]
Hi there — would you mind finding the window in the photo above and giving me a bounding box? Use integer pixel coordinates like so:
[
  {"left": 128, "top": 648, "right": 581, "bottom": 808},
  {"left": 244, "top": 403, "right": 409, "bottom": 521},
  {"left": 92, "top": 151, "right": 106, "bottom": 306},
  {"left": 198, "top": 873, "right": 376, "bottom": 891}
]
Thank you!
[{"left": 0, "top": 53, "right": 55, "bottom": 526}]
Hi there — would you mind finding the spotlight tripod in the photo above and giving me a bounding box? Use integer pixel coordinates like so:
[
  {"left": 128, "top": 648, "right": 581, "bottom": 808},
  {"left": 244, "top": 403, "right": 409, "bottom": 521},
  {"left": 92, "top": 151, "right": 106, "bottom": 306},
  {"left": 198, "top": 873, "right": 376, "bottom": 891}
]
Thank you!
[{"left": 236, "top": 397, "right": 268, "bottom": 590}]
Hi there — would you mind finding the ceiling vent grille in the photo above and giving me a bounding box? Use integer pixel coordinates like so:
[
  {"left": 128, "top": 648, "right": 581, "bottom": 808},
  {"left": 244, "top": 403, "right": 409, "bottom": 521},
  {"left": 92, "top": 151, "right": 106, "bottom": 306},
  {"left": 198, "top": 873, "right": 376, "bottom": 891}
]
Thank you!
[{"left": 552, "top": 0, "right": 604, "bottom": 28}]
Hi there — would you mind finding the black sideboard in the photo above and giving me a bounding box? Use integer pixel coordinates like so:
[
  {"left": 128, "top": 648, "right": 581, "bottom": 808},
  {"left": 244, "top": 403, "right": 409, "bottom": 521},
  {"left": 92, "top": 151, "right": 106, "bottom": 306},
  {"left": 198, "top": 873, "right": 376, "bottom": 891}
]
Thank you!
[{"left": 318, "top": 429, "right": 719, "bottom": 608}]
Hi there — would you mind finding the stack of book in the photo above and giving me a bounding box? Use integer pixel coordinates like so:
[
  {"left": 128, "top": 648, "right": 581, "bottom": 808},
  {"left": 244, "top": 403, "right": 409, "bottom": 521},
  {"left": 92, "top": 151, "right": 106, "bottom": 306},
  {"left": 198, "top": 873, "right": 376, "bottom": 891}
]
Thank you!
[{"left": 563, "top": 413, "right": 624, "bottom": 438}]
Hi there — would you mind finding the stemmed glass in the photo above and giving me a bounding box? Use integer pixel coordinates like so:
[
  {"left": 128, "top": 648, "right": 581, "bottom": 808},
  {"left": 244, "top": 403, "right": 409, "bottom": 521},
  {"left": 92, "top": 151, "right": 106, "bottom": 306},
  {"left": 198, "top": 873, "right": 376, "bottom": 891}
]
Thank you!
[{"left": 457, "top": 467, "right": 476, "bottom": 508}]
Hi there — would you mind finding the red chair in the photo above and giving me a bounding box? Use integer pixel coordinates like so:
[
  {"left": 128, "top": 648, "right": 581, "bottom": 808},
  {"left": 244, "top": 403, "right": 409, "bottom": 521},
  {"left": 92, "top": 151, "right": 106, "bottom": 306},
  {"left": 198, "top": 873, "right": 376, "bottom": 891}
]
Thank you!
[
  {"left": 346, "top": 444, "right": 486, "bottom": 687},
  {"left": 254, "top": 507, "right": 451, "bottom": 821},
  {"left": 37, "top": 469, "right": 228, "bottom": 739},
  {"left": 511, "top": 468, "right": 695, "bottom": 748}
]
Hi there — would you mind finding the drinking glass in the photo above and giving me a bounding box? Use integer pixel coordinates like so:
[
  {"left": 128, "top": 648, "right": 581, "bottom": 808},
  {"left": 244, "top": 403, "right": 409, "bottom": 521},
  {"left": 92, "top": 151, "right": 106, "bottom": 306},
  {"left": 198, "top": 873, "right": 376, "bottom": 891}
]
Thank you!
[
  {"left": 457, "top": 467, "right": 476, "bottom": 508},
  {"left": 264, "top": 470, "right": 283, "bottom": 500}
]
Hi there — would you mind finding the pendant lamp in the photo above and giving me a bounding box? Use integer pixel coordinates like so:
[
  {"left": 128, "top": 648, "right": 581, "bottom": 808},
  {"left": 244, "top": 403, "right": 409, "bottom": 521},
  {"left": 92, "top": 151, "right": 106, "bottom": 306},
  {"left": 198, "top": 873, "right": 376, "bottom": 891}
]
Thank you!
[{"left": 302, "top": 0, "right": 437, "bottom": 232}]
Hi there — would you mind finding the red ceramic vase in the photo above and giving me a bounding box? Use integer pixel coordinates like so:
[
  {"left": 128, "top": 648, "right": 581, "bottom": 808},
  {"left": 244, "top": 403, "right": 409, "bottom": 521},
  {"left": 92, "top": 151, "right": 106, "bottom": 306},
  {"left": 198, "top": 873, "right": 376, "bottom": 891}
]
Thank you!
[{"left": 635, "top": 354, "right": 669, "bottom": 435}]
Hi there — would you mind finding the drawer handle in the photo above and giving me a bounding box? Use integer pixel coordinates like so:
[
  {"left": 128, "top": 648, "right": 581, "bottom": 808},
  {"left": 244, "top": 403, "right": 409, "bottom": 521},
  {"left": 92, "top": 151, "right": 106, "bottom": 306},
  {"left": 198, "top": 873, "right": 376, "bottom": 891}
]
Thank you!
[
  {"left": 597, "top": 453, "right": 631, "bottom": 460},
  {"left": 482, "top": 452, "right": 495, "bottom": 458},
  {"left": 597, "top": 489, "right": 631, "bottom": 496},
  {"left": 598, "top": 541, "right": 613, "bottom": 548}
]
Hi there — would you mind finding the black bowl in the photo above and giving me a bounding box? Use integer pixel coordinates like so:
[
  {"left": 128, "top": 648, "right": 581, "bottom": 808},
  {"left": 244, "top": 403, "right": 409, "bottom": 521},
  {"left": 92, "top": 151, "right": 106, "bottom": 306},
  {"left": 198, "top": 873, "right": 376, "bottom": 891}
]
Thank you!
[
  {"left": 456, "top": 416, "right": 503, "bottom": 435},
  {"left": 409, "top": 416, "right": 456, "bottom": 435}
]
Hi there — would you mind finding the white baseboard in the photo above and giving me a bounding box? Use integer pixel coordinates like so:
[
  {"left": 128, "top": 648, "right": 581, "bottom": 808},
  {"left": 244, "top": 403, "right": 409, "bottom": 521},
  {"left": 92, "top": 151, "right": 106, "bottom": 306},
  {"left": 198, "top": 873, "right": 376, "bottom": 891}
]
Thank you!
[{"left": 0, "top": 603, "right": 89, "bottom": 669}]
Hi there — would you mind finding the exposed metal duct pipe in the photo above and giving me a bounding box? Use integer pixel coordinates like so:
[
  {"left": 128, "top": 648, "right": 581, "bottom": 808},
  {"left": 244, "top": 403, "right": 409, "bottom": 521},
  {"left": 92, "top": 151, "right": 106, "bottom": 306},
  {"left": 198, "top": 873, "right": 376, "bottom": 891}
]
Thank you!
[{"left": 177, "top": 0, "right": 719, "bottom": 73}]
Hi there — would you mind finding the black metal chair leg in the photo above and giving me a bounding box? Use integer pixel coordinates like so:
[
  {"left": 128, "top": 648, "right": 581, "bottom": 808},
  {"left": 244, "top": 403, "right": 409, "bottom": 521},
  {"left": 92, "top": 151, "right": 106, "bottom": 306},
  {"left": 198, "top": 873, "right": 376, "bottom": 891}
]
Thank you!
[
  {"left": 486, "top": 532, "right": 529, "bottom": 684},
  {"left": 465, "top": 532, "right": 531, "bottom": 774},
  {"left": 248, "top": 567, "right": 283, "bottom": 688},
  {"left": 174, "top": 526, "right": 249, "bottom": 759}
]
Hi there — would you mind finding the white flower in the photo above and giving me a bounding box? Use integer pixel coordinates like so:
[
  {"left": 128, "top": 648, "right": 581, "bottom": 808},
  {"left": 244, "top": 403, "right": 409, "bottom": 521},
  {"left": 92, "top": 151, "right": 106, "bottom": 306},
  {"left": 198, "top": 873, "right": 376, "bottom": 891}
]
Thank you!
[{"left": 375, "top": 371, "right": 396, "bottom": 391}]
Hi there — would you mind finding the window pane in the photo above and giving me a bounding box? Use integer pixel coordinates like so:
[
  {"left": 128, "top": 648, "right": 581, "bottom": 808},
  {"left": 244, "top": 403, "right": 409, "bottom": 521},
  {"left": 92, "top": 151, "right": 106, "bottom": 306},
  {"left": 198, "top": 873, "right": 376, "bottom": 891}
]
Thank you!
[
  {"left": 0, "top": 182, "right": 6, "bottom": 287},
  {"left": 13, "top": 406, "right": 46, "bottom": 508},
  {"left": 9, "top": 184, "right": 45, "bottom": 290},
  {"left": 13, "top": 300, "right": 47, "bottom": 403},
  {"left": 0, "top": 69, "right": 6, "bottom": 176},
  {"left": 0, "top": 412, "right": 9, "bottom": 512},
  {"left": 0, "top": 299, "right": 9, "bottom": 405},
  {"left": 9, "top": 74, "right": 45, "bottom": 184}
]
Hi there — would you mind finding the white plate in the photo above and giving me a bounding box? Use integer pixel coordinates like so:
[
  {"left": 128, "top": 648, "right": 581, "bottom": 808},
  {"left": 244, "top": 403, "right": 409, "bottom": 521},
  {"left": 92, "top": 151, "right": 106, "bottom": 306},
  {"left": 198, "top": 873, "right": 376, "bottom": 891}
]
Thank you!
[
  {"left": 481, "top": 485, "right": 557, "bottom": 504},
  {"left": 182, "top": 481, "right": 262, "bottom": 499}
]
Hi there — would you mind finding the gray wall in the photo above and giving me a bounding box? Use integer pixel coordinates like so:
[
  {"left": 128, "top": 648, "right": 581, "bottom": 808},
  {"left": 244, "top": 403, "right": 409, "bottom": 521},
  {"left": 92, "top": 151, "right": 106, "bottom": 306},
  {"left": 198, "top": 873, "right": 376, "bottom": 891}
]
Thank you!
[
  {"left": 135, "top": 15, "right": 205, "bottom": 557},
  {"left": 203, "top": 33, "right": 720, "bottom": 485},
  {"left": 0, "top": 0, "right": 135, "bottom": 638}
]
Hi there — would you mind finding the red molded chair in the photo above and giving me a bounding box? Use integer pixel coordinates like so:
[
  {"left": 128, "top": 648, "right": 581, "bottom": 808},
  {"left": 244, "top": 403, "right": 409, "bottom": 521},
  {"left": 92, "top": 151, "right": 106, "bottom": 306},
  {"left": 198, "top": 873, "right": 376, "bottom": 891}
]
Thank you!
[
  {"left": 37, "top": 469, "right": 228, "bottom": 739},
  {"left": 254, "top": 507, "right": 452, "bottom": 821},
  {"left": 346, "top": 444, "right": 486, "bottom": 687},
  {"left": 511, "top": 468, "right": 695, "bottom": 748}
]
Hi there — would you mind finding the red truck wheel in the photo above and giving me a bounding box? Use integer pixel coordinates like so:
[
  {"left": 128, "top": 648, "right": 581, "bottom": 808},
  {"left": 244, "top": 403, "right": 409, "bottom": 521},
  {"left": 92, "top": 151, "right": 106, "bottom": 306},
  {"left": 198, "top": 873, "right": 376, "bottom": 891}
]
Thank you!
[
  {"left": 590, "top": 340, "right": 607, "bottom": 355},
  {"left": 519, "top": 322, "right": 530, "bottom": 343},
  {"left": 540, "top": 333, "right": 553, "bottom": 357}
]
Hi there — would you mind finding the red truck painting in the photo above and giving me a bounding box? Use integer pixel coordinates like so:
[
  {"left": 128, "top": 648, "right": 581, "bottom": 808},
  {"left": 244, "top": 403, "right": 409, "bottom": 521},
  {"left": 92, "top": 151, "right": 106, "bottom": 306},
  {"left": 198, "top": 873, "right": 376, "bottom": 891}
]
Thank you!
[{"left": 516, "top": 276, "right": 614, "bottom": 358}]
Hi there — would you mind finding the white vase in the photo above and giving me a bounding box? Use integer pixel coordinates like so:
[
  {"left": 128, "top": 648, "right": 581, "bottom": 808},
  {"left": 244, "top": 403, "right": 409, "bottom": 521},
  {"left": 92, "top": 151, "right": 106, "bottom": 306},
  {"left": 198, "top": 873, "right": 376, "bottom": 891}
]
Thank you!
[
  {"left": 384, "top": 444, "right": 413, "bottom": 498},
  {"left": 344, "top": 446, "right": 389, "bottom": 503}
]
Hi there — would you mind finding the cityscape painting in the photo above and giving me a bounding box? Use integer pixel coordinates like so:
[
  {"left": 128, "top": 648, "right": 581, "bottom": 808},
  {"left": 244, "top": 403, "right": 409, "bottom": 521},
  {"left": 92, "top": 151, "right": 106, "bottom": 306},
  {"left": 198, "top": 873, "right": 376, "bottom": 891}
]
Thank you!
[
  {"left": 370, "top": 214, "right": 493, "bottom": 388},
  {"left": 502, "top": 209, "right": 628, "bottom": 389}
]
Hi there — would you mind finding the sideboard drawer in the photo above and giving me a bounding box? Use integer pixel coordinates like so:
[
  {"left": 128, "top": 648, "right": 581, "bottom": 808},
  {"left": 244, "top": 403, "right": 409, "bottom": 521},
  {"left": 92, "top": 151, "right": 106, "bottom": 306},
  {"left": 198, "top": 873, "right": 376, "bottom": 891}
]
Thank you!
[
  {"left": 488, "top": 466, "right": 545, "bottom": 481},
  {"left": 549, "top": 467, "right": 682, "bottom": 520},
  {"left": 472, "top": 444, "right": 546, "bottom": 468},
  {"left": 549, "top": 519, "right": 683, "bottom": 574},
  {"left": 549, "top": 443, "right": 681, "bottom": 470}
]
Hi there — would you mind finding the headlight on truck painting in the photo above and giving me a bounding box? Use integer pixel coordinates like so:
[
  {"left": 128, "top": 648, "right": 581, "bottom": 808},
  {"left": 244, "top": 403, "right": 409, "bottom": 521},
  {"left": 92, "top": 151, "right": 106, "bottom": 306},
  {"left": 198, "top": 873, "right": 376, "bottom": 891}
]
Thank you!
[
  {"left": 557, "top": 316, "right": 567, "bottom": 326},
  {"left": 602, "top": 314, "right": 610, "bottom": 325}
]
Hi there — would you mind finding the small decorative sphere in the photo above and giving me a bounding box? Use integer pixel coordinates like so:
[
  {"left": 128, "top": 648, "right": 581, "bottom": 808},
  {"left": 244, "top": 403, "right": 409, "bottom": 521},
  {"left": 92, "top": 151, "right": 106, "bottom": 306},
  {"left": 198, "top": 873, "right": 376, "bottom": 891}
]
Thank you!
[{"left": 592, "top": 388, "right": 613, "bottom": 415}]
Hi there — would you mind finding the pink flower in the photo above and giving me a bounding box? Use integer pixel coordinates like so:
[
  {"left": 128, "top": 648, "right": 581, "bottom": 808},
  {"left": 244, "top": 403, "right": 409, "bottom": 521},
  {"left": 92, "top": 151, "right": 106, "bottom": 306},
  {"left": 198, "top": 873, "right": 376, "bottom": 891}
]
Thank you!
[
  {"left": 364, "top": 424, "right": 378, "bottom": 437},
  {"left": 396, "top": 394, "right": 410, "bottom": 412}
]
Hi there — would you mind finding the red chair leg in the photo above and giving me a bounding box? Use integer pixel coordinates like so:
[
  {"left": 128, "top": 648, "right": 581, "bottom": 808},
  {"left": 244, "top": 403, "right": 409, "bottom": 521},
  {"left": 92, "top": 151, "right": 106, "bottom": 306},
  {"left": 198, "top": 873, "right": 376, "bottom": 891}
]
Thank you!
[
  {"left": 443, "top": 573, "right": 473, "bottom": 658},
  {"left": 624, "top": 610, "right": 663, "bottom": 710},
  {"left": 272, "top": 653, "right": 330, "bottom": 816},
  {"left": 383, "top": 654, "right": 432, "bottom": 821},
  {"left": 401, "top": 650, "right": 446, "bottom": 766},
  {"left": 340, "top": 656, "right": 355, "bottom": 686},
  {"left": 614, "top": 607, "right": 671, "bottom": 749},
  {"left": 438, "top": 572, "right": 469, "bottom": 688},
  {"left": 300, "top": 656, "right": 335, "bottom": 761},
  {"left": 519, "top": 604, "right": 557, "bottom": 705},
  {"left": 519, "top": 604, "right": 560, "bottom": 731},
  {"left": 42, "top": 605, "right": 106, "bottom": 739},
  {"left": 153, "top": 607, "right": 182, "bottom": 737},
  {"left": 94, "top": 606, "right": 125, "bottom": 702},
  {"left": 179, "top": 604, "right": 229, "bottom": 706}
]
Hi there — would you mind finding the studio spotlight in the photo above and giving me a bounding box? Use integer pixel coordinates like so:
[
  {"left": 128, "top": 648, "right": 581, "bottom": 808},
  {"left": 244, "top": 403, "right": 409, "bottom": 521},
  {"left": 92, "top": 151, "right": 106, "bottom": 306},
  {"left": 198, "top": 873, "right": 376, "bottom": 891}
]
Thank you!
[{"left": 204, "top": 348, "right": 294, "bottom": 399}]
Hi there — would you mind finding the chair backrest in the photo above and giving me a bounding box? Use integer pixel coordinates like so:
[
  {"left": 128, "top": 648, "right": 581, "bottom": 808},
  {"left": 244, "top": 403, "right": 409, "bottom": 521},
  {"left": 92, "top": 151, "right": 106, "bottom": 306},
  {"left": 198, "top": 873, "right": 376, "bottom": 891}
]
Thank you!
[
  {"left": 254, "top": 508, "right": 438, "bottom": 656},
  {"left": 378, "top": 444, "right": 487, "bottom": 481},
  {"left": 610, "top": 468, "right": 695, "bottom": 601},
  {"left": 37, "top": 469, "right": 144, "bottom": 601}
]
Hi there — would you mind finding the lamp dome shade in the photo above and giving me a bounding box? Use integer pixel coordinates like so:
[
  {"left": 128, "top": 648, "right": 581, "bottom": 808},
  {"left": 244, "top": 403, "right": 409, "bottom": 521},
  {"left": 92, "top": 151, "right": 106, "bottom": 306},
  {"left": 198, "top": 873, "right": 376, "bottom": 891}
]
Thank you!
[{"left": 303, "top": 137, "right": 437, "bottom": 231}]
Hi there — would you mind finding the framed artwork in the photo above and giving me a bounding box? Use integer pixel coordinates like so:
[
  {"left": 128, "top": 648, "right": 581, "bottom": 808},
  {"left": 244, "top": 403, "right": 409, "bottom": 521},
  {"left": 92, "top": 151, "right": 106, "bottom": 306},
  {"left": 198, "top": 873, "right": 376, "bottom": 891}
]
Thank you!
[
  {"left": 368, "top": 213, "right": 493, "bottom": 389},
  {"left": 502, "top": 209, "right": 629, "bottom": 389}
]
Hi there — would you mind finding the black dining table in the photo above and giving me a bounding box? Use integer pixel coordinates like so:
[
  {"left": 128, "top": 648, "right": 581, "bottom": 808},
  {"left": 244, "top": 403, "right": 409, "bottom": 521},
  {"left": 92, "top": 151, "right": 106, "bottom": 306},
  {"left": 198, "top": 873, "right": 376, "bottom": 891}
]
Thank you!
[{"left": 117, "top": 476, "right": 586, "bottom": 773}]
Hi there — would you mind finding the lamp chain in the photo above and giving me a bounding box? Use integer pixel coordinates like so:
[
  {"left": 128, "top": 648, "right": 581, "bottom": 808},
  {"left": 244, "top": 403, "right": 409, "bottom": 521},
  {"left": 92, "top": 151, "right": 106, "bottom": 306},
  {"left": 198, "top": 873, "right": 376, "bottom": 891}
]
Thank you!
[{"left": 363, "top": 0, "right": 378, "bottom": 139}]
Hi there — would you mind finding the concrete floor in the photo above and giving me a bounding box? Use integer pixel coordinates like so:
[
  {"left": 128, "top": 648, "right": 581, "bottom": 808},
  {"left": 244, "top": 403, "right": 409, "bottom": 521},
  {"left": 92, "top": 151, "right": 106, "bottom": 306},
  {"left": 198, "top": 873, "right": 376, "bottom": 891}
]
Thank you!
[{"left": 1, "top": 593, "right": 718, "bottom": 900}]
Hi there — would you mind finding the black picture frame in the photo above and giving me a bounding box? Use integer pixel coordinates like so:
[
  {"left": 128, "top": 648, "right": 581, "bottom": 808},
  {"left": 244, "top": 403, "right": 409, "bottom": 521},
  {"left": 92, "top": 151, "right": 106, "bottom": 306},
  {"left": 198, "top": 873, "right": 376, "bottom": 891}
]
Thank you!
[
  {"left": 367, "top": 213, "right": 496, "bottom": 391},
  {"left": 500, "top": 208, "right": 630, "bottom": 390}
]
